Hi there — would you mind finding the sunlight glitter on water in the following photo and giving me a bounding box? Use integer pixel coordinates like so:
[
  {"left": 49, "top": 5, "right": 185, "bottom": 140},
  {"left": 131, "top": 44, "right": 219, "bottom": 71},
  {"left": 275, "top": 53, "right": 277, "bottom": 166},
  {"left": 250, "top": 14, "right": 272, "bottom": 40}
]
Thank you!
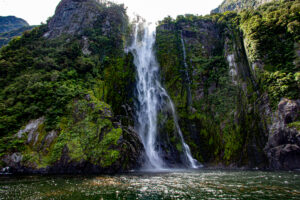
[{"left": 0, "top": 170, "right": 300, "bottom": 199}]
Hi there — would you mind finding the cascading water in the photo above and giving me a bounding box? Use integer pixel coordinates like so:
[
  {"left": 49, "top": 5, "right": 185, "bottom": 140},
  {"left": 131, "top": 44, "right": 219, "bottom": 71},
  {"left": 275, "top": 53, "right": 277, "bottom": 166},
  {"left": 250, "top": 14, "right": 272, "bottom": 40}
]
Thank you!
[
  {"left": 129, "top": 23, "right": 200, "bottom": 170},
  {"left": 180, "top": 31, "right": 192, "bottom": 107},
  {"left": 158, "top": 85, "right": 200, "bottom": 169},
  {"left": 129, "top": 23, "right": 165, "bottom": 169}
]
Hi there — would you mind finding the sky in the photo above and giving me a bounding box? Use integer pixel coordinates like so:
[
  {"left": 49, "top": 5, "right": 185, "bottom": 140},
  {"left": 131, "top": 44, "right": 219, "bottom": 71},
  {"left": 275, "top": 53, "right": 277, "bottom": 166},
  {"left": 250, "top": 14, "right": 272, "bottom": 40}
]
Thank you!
[{"left": 0, "top": 0, "right": 223, "bottom": 25}]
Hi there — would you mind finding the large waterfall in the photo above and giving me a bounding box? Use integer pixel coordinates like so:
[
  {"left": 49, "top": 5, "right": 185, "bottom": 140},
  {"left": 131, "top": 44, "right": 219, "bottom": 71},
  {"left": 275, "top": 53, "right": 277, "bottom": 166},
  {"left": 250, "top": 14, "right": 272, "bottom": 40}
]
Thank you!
[{"left": 129, "top": 23, "right": 199, "bottom": 170}]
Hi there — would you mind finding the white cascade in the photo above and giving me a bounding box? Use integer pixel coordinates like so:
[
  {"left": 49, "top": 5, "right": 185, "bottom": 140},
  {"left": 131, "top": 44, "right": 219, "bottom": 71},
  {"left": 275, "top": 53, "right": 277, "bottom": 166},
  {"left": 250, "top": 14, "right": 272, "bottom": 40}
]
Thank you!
[
  {"left": 129, "top": 23, "right": 199, "bottom": 170},
  {"left": 158, "top": 84, "right": 200, "bottom": 169}
]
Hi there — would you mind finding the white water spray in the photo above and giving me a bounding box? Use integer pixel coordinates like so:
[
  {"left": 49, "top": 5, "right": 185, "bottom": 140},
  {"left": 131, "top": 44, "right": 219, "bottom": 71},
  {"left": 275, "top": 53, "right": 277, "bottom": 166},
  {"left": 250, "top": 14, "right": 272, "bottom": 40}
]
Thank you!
[
  {"left": 129, "top": 24, "right": 164, "bottom": 169},
  {"left": 180, "top": 31, "right": 191, "bottom": 86},
  {"left": 129, "top": 23, "right": 199, "bottom": 170},
  {"left": 158, "top": 85, "right": 200, "bottom": 169}
]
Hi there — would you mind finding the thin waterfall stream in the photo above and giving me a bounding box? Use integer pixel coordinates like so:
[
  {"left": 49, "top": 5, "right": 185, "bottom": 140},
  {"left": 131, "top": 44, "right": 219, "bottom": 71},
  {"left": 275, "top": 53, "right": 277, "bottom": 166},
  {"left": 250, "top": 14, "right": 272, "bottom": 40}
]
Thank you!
[
  {"left": 180, "top": 31, "right": 192, "bottom": 107},
  {"left": 158, "top": 85, "right": 200, "bottom": 169},
  {"left": 129, "top": 23, "right": 199, "bottom": 170}
]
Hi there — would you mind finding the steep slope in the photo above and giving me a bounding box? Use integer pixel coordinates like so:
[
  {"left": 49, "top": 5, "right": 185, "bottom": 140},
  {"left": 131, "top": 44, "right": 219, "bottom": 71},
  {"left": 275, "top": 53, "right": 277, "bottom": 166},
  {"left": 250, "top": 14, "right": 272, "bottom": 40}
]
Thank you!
[
  {"left": 0, "top": 0, "right": 299, "bottom": 174},
  {"left": 0, "top": 16, "right": 33, "bottom": 47},
  {"left": 0, "top": 0, "right": 143, "bottom": 174},
  {"left": 212, "top": 0, "right": 277, "bottom": 13},
  {"left": 0, "top": 16, "right": 29, "bottom": 33},
  {"left": 0, "top": 26, "right": 35, "bottom": 47},
  {"left": 156, "top": 0, "right": 300, "bottom": 169}
]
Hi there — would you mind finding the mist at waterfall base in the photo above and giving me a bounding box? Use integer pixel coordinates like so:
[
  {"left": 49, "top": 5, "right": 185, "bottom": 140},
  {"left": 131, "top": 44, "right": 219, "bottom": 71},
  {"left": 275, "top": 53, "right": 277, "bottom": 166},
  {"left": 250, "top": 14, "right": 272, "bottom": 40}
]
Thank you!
[{"left": 128, "top": 22, "right": 201, "bottom": 171}]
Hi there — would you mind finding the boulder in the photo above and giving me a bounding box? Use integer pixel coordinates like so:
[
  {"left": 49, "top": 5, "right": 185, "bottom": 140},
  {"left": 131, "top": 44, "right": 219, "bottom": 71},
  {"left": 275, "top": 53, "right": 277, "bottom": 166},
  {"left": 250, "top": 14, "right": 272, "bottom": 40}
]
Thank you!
[
  {"left": 265, "top": 98, "right": 300, "bottom": 170},
  {"left": 268, "top": 144, "right": 300, "bottom": 170},
  {"left": 278, "top": 98, "right": 300, "bottom": 124}
]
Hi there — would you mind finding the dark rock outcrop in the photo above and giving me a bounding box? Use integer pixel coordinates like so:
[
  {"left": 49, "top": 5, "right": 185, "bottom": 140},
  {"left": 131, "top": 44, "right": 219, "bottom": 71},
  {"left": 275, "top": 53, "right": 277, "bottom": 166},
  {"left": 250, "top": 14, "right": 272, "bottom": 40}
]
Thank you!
[
  {"left": 44, "top": 0, "right": 127, "bottom": 39},
  {"left": 44, "top": 0, "right": 99, "bottom": 38},
  {"left": 265, "top": 99, "right": 300, "bottom": 170}
]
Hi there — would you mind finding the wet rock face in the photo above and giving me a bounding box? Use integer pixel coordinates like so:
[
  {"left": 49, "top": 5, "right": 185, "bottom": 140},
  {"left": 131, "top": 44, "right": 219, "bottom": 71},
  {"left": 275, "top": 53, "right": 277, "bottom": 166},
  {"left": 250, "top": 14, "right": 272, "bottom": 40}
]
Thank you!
[
  {"left": 2, "top": 153, "right": 23, "bottom": 169},
  {"left": 180, "top": 20, "right": 222, "bottom": 57},
  {"left": 16, "top": 117, "right": 45, "bottom": 143},
  {"left": 265, "top": 98, "right": 300, "bottom": 170},
  {"left": 44, "top": 0, "right": 101, "bottom": 38}
]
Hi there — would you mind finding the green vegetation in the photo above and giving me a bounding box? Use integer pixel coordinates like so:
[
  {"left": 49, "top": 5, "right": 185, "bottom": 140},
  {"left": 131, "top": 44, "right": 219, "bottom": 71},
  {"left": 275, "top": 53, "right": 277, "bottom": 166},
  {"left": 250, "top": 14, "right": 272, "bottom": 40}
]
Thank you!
[
  {"left": 212, "top": 0, "right": 279, "bottom": 13},
  {"left": 0, "top": 0, "right": 298, "bottom": 170},
  {"left": 0, "top": 1, "right": 136, "bottom": 170},
  {"left": 0, "top": 2, "right": 134, "bottom": 136},
  {"left": 0, "top": 136, "right": 25, "bottom": 158},
  {"left": 156, "top": 0, "right": 298, "bottom": 165},
  {"left": 240, "top": 0, "right": 299, "bottom": 70},
  {"left": 0, "top": 26, "right": 35, "bottom": 47},
  {"left": 288, "top": 121, "right": 300, "bottom": 131},
  {"left": 239, "top": 0, "right": 300, "bottom": 107},
  {"left": 0, "top": 16, "right": 29, "bottom": 33},
  {"left": 0, "top": 16, "right": 32, "bottom": 48},
  {"left": 46, "top": 92, "right": 122, "bottom": 168},
  {"left": 16, "top": 92, "right": 124, "bottom": 169},
  {"left": 262, "top": 71, "right": 298, "bottom": 107}
]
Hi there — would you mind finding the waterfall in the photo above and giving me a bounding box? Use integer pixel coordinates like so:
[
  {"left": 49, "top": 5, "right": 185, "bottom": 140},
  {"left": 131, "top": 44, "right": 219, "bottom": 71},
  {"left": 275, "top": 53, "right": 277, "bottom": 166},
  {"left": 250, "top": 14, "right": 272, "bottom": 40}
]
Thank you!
[
  {"left": 129, "top": 24, "right": 165, "bottom": 169},
  {"left": 129, "top": 22, "right": 200, "bottom": 170},
  {"left": 158, "top": 85, "right": 200, "bottom": 169},
  {"left": 180, "top": 31, "right": 192, "bottom": 107}
]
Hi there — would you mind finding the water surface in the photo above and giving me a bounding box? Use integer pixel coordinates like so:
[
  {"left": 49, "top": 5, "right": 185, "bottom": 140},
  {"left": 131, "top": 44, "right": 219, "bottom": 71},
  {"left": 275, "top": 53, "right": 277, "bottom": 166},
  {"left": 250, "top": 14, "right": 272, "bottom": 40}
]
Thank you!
[{"left": 0, "top": 170, "right": 299, "bottom": 199}]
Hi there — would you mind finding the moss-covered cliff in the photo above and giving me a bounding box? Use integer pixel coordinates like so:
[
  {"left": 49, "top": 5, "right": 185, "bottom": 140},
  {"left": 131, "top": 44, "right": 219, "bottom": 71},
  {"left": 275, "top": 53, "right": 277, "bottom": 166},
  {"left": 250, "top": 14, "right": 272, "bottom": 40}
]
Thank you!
[
  {"left": 156, "top": 0, "right": 300, "bottom": 169},
  {"left": 0, "top": 0, "right": 143, "bottom": 174},
  {"left": 0, "top": 0, "right": 299, "bottom": 173}
]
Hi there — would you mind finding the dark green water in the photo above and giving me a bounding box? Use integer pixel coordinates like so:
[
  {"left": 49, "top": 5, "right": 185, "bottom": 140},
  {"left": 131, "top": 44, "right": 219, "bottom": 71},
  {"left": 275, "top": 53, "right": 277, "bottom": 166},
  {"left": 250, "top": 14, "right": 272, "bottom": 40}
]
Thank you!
[{"left": 0, "top": 170, "right": 299, "bottom": 199}]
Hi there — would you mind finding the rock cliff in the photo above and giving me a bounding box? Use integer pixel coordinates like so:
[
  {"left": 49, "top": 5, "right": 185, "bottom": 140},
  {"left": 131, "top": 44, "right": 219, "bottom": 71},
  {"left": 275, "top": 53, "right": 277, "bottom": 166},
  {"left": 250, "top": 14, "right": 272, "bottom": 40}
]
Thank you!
[
  {"left": 156, "top": 0, "right": 299, "bottom": 170},
  {"left": 0, "top": 0, "right": 299, "bottom": 173},
  {"left": 0, "top": 0, "right": 143, "bottom": 174},
  {"left": 264, "top": 99, "right": 300, "bottom": 170}
]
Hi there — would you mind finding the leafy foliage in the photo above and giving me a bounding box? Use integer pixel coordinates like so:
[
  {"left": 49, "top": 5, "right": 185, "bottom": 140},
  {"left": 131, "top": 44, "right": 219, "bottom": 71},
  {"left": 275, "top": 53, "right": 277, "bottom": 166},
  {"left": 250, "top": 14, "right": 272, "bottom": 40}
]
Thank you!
[
  {"left": 48, "top": 92, "right": 122, "bottom": 167},
  {"left": 0, "top": 26, "right": 35, "bottom": 47},
  {"left": 0, "top": 2, "right": 134, "bottom": 140},
  {"left": 155, "top": 0, "right": 299, "bottom": 165},
  {"left": 0, "top": 0, "right": 137, "bottom": 170},
  {"left": 240, "top": 0, "right": 300, "bottom": 72}
]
